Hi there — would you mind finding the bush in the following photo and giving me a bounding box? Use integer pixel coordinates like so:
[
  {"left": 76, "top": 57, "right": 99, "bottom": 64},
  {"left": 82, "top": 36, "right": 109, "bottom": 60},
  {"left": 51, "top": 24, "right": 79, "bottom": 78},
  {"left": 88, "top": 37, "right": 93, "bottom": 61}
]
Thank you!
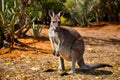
[{"left": 64, "top": 0, "right": 94, "bottom": 27}]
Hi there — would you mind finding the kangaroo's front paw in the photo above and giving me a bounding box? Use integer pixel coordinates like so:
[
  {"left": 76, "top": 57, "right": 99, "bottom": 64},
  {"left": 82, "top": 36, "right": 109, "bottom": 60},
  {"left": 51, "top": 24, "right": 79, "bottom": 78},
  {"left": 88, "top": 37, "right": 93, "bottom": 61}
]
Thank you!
[
  {"left": 52, "top": 50, "right": 56, "bottom": 56},
  {"left": 56, "top": 53, "right": 59, "bottom": 57},
  {"left": 56, "top": 51, "right": 59, "bottom": 57}
]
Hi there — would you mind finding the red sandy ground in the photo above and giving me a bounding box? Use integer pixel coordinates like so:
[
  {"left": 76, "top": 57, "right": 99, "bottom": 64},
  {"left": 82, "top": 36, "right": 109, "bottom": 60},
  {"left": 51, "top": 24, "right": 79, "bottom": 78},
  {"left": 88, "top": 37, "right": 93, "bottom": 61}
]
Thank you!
[
  {"left": 0, "top": 22, "right": 119, "bottom": 59},
  {"left": 0, "top": 22, "right": 120, "bottom": 80}
]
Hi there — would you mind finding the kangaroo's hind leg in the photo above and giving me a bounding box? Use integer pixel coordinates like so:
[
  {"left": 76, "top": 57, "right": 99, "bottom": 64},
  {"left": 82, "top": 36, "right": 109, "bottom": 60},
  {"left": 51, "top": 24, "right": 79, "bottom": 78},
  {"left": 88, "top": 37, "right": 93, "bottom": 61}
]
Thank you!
[
  {"left": 68, "top": 57, "right": 76, "bottom": 73},
  {"left": 69, "top": 50, "right": 79, "bottom": 74},
  {"left": 77, "top": 57, "right": 90, "bottom": 70}
]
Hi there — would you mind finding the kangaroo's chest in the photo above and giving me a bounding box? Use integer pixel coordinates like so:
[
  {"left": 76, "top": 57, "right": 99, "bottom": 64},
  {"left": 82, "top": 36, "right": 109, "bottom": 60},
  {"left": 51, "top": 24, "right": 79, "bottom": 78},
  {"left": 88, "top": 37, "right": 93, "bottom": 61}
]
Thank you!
[
  {"left": 48, "top": 29, "right": 73, "bottom": 61},
  {"left": 49, "top": 29, "right": 59, "bottom": 42}
]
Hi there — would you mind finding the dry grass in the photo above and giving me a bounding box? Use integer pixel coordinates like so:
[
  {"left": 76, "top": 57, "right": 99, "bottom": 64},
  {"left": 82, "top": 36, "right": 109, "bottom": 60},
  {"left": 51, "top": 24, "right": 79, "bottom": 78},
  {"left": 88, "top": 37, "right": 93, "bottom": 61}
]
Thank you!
[{"left": 0, "top": 22, "right": 120, "bottom": 80}]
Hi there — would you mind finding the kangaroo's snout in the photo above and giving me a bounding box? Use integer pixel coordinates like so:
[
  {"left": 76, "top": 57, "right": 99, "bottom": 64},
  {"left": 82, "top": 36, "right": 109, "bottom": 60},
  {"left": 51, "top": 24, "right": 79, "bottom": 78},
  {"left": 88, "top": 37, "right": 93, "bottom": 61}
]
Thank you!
[{"left": 54, "top": 27, "right": 60, "bottom": 32}]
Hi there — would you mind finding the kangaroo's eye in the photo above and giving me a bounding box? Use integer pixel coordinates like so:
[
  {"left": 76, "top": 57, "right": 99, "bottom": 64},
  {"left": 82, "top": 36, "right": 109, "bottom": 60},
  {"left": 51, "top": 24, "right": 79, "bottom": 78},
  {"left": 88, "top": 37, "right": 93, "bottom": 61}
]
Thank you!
[
  {"left": 53, "top": 21, "right": 56, "bottom": 23},
  {"left": 58, "top": 21, "right": 61, "bottom": 24}
]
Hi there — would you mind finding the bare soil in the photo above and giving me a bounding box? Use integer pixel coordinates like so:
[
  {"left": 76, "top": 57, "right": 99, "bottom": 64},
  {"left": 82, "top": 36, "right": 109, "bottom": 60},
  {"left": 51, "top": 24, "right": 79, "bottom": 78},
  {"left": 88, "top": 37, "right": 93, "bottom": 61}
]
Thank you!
[{"left": 0, "top": 22, "right": 120, "bottom": 80}]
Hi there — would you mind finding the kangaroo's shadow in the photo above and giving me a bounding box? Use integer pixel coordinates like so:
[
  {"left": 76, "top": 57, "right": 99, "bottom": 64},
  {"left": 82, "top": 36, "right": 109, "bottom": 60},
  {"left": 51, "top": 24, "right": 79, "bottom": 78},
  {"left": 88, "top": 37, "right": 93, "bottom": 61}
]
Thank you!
[
  {"left": 76, "top": 69, "right": 113, "bottom": 76},
  {"left": 44, "top": 68, "right": 113, "bottom": 76}
]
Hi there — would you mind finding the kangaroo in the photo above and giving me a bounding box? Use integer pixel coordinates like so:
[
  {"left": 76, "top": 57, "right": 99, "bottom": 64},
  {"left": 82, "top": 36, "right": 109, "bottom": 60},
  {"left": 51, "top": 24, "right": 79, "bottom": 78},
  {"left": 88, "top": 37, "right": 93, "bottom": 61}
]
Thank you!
[{"left": 48, "top": 10, "right": 112, "bottom": 74}]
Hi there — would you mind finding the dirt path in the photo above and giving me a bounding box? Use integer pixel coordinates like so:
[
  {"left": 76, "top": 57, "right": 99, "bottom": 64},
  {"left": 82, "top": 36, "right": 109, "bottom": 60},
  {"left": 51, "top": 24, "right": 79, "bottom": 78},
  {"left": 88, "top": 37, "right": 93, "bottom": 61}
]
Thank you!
[{"left": 0, "top": 22, "right": 120, "bottom": 80}]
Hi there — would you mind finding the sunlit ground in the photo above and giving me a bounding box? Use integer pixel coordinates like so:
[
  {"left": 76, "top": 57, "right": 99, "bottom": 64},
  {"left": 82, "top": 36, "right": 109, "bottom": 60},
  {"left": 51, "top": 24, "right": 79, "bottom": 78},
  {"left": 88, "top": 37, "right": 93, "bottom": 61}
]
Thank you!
[{"left": 0, "top": 22, "right": 120, "bottom": 80}]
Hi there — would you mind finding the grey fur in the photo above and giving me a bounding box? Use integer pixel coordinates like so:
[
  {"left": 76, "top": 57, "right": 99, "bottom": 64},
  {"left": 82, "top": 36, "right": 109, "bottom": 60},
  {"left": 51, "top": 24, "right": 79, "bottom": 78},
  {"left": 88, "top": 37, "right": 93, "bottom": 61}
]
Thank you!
[{"left": 48, "top": 11, "right": 112, "bottom": 73}]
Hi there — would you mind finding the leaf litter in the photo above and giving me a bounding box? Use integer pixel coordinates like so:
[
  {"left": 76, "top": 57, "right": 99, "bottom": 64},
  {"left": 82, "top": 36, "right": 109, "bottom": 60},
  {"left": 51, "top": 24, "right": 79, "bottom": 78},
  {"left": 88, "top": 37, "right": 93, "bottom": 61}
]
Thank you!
[{"left": 0, "top": 22, "right": 120, "bottom": 80}]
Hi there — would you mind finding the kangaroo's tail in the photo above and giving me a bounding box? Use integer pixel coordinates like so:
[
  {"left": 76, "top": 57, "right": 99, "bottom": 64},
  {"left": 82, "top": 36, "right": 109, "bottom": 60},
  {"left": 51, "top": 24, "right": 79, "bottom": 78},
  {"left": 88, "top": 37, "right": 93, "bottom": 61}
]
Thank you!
[
  {"left": 88, "top": 63, "right": 113, "bottom": 69},
  {"left": 81, "top": 63, "right": 113, "bottom": 70}
]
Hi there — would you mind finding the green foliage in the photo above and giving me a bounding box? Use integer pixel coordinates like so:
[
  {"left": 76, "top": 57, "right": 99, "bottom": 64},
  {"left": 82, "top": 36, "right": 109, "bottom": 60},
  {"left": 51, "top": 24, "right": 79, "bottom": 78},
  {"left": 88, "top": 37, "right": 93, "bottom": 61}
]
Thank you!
[
  {"left": 60, "top": 16, "right": 68, "bottom": 25},
  {"left": 0, "top": 0, "right": 22, "bottom": 48},
  {"left": 99, "top": 0, "right": 120, "bottom": 21},
  {"left": 37, "top": 0, "right": 66, "bottom": 24},
  {"left": 27, "top": 5, "right": 38, "bottom": 22},
  {"left": 64, "top": 0, "right": 120, "bottom": 26},
  {"left": 26, "top": 0, "right": 42, "bottom": 22},
  {"left": 0, "top": 0, "right": 20, "bottom": 27},
  {"left": 32, "top": 22, "right": 40, "bottom": 38},
  {"left": 0, "top": 0, "right": 119, "bottom": 30},
  {"left": 0, "top": 0, "right": 21, "bottom": 34},
  {"left": 64, "top": 0, "right": 94, "bottom": 26}
]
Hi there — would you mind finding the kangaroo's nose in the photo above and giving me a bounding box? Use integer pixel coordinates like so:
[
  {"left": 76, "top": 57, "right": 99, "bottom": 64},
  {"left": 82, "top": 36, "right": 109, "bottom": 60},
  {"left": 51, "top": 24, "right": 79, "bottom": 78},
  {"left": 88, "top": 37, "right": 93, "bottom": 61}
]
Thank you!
[
  {"left": 54, "top": 27, "right": 60, "bottom": 32},
  {"left": 56, "top": 27, "right": 59, "bottom": 30}
]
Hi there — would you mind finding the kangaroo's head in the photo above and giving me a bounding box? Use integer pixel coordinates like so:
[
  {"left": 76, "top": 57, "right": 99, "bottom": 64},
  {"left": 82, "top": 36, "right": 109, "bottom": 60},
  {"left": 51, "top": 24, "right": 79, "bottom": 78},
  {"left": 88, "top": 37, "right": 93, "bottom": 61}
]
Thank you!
[{"left": 49, "top": 10, "right": 64, "bottom": 32}]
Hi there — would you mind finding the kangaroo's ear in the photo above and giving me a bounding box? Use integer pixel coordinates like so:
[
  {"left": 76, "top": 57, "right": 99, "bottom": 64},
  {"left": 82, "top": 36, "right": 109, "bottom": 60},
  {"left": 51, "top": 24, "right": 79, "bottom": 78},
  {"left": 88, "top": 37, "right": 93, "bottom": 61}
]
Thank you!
[
  {"left": 48, "top": 10, "right": 55, "bottom": 17},
  {"left": 57, "top": 10, "right": 64, "bottom": 17}
]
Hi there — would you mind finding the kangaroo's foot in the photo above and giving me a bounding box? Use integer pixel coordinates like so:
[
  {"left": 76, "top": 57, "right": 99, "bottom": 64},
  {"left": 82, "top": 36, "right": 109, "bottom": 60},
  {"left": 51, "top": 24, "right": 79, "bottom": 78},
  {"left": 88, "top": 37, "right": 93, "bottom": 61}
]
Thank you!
[
  {"left": 67, "top": 58, "right": 76, "bottom": 74},
  {"left": 68, "top": 69, "right": 76, "bottom": 74},
  {"left": 80, "top": 65, "right": 90, "bottom": 70}
]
